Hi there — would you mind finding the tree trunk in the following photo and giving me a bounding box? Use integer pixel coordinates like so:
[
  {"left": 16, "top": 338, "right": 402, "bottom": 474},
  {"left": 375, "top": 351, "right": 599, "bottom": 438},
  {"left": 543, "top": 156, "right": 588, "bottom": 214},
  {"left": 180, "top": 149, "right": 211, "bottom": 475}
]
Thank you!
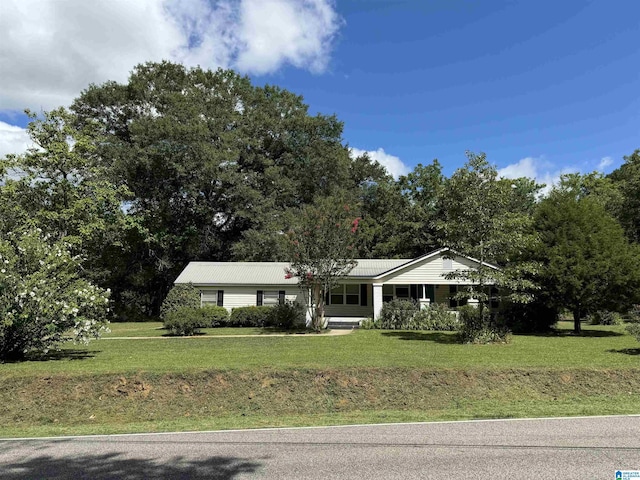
[{"left": 573, "top": 309, "right": 582, "bottom": 334}]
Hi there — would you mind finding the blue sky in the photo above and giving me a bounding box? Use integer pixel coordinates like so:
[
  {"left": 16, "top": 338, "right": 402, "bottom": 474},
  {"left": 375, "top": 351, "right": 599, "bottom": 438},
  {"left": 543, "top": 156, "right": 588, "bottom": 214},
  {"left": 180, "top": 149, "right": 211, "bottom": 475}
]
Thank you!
[{"left": 1, "top": 0, "right": 638, "bottom": 183}]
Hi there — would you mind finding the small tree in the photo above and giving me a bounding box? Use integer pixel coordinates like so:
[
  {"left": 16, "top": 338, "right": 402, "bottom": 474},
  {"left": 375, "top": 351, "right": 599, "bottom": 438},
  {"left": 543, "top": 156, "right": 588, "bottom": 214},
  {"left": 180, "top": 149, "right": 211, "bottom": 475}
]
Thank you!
[
  {"left": 0, "top": 229, "right": 110, "bottom": 360},
  {"left": 437, "top": 152, "right": 541, "bottom": 317},
  {"left": 284, "top": 197, "right": 360, "bottom": 331}
]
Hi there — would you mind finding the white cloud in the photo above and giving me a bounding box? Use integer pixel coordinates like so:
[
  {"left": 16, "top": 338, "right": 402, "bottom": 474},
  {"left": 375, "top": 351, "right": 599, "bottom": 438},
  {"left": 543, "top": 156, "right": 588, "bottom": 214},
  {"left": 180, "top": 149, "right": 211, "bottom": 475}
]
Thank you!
[
  {"left": 0, "top": 121, "right": 31, "bottom": 158},
  {"left": 350, "top": 147, "right": 410, "bottom": 179},
  {"left": 598, "top": 156, "right": 613, "bottom": 171},
  {"left": 498, "top": 156, "right": 580, "bottom": 195},
  {"left": 0, "top": 0, "right": 343, "bottom": 111}
]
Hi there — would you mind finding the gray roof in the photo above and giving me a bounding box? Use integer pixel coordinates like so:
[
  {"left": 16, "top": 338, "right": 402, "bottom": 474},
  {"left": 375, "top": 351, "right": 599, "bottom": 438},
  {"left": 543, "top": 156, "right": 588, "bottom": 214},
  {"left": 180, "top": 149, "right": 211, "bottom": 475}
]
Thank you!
[{"left": 175, "top": 259, "right": 413, "bottom": 286}]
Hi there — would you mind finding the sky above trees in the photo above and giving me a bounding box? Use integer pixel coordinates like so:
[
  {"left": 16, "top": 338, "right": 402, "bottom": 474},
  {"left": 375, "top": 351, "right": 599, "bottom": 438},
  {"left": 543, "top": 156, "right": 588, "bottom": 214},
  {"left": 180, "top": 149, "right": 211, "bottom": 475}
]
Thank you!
[{"left": 1, "top": 0, "right": 638, "bottom": 184}]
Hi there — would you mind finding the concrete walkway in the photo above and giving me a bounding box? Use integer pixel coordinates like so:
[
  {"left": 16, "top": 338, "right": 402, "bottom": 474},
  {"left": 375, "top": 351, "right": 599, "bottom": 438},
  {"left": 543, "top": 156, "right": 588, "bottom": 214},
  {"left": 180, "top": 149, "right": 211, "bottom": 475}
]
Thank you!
[{"left": 100, "top": 329, "right": 355, "bottom": 340}]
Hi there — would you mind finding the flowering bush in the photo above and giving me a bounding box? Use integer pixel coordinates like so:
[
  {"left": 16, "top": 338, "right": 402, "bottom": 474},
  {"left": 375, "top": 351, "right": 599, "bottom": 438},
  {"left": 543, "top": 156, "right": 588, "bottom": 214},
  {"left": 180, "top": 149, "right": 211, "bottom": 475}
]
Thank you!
[{"left": 0, "top": 229, "right": 110, "bottom": 360}]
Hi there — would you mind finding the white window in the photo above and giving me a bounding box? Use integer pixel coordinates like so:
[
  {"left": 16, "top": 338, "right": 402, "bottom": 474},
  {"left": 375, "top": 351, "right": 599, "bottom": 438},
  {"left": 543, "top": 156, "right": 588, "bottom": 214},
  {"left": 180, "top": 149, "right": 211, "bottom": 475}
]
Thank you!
[
  {"left": 329, "top": 284, "right": 360, "bottom": 305},
  {"left": 263, "top": 291, "right": 280, "bottom": 306},
  {"left": 443, "top": 258, "right": 453, "bottom": 270},
  {"left": 201, "top": 289, "right": 223, "bottom": 307}
]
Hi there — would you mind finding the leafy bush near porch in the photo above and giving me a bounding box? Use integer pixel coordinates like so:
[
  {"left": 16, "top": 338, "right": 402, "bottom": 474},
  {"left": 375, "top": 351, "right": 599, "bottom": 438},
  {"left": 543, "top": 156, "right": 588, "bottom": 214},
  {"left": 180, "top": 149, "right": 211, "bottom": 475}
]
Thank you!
[
  {"left": 458, "top": 305, "right": 510, "bottom": 344},
  {"left": 413, "top": 303, "right": 459, "bottom": 331},
  {"left": 587, "top": 310, "right": 623, "bottom": 326},
  {"left": 377, "top": 300, "right": 458, "bottom": 331},
  {"left": 268, "top": 301, "right": 306, "bottom": 329},
  {"left": 160, "top": 283, "right": 200, "bottom": 319},
  {"left": 378, "top": 299, "right": 419, "bottom": 329}
]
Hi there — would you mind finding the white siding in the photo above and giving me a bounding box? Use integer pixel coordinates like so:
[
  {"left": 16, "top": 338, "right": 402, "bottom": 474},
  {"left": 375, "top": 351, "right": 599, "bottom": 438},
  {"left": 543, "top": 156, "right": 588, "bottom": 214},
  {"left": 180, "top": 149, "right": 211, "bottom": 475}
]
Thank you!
[
  {"left": 199, "top": 286, "right": 303, "bottom": 312},
  {"left": 381, "top": 253, "right": 490, "bottom": 285}
]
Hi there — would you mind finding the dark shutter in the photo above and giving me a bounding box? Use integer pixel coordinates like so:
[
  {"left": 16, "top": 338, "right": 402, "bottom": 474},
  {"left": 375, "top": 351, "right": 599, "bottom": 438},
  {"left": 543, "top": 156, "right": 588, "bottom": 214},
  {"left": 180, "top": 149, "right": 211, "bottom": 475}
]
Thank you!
[
  {"left": 425, "top": 285, "right": 435, "bottom": 303},
  {"left": 325, "top": 289, "right": 330, "bottom": 305},
  {"left": 257, "top": 290, "right": 263, "bottom": 306},
  {"left": 278, "top": 290, "right": 286, "bottom": 305},
  {"left": 360, "top": 284, "right": 368, "bottom": 306},
  {"left": 449, "top": 285, "right": 457, "bottom": 308},
  {"left": 410, "top": 284, "right": 418, "bottom": 301},
  {"left": 217, "top": 290, "right": 224, "bottom": 307}
]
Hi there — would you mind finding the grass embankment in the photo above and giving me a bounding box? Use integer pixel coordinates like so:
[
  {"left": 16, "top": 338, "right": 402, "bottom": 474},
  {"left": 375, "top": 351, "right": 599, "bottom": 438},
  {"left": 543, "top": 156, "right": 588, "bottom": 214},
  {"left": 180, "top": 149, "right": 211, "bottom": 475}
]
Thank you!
[{"left": 1, "top": 322, "right": 639, "bottom": 437}]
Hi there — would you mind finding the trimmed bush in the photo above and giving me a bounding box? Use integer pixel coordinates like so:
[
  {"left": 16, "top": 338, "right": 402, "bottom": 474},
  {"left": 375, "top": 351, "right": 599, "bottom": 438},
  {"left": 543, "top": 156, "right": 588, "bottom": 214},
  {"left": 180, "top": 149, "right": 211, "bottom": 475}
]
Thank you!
[
  {"left": 360, "top": 317, "right": 380, "bottom": 330},
  {"left": 161, "top": 283, "right": 200, "bottom": 319},
  {"left": 229, "top": 306, "right": 274, "bottom": 327},
  {"left": 379, "top": 299, "right": 419, "bottom": 329},
  {"left": 163, "top": 307, "right": 208, "bottom": 336},
  {"left": 268, "top": 301, "right": 306, "bottom": 329},
  {"left": 202, "top": 305, "right": 229, "bottom": 327},
  {"left": 458, "top": 305, "right": 510, "bottom": 344},
  {"left": 587, "top": 310, "right": 623, "bottom": 326}
]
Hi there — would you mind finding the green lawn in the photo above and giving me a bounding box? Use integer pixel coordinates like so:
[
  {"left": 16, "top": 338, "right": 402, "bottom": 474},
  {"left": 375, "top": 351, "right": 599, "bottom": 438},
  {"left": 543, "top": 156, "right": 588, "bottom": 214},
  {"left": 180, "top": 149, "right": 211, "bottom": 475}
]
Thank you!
[
  {"left": 1, "top": 321, "right": 639, "bottom": 437},
  {"left": 3, "top": 321, "right": 639, "bottom": 377}
]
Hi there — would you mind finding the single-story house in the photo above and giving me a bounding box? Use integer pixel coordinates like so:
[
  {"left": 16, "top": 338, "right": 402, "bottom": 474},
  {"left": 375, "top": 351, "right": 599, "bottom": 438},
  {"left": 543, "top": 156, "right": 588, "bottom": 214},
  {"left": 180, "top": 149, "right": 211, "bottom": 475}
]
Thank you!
[{"left": 174, "top": 248, "right": 498, "bottom": 327}]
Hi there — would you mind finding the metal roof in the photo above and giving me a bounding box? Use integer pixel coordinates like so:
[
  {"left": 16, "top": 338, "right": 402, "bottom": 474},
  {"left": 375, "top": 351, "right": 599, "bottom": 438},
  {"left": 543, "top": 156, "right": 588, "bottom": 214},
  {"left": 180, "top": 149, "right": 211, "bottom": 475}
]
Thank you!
[{"left": 174, "top": 259, "right": 414, "bottom": 285}]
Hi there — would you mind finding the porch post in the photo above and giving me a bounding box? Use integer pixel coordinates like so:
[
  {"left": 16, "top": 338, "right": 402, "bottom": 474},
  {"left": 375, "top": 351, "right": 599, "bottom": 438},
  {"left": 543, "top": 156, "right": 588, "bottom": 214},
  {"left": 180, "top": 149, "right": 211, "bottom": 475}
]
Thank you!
[{"left": 372, "top": 283, "right": 383, "bottom": 320}]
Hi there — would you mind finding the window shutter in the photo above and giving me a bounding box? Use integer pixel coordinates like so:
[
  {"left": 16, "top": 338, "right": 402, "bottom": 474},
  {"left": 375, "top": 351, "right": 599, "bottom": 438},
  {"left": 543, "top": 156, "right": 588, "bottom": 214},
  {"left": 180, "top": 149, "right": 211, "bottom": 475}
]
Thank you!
[
  {"left": 217, "top": 290, "right": 224, "bottom": 307},
  {"left": 449, "top": 285, "right": 457, "bottom": 308},
  {"left": 257, "top": 290, "right": 263, "bottom": 306},
  {"left": 410, "top": 284, "right": 418, "bottom": 301},
  {"left": 360, "top": 284, "right": 367, "bottom": 306},
  {"left": 425, "top": 285, "right": 435, "bottom": 303},
  {"left": 278, "top": 290, "right": 286, "bottom": 304}
]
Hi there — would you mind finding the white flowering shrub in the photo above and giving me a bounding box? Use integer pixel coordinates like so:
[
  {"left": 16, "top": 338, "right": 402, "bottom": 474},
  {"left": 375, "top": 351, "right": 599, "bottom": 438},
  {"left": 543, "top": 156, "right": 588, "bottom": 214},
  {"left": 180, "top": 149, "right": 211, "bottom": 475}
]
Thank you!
[{"left": 0, "top": 229, "right": 110, "bottom": 360}]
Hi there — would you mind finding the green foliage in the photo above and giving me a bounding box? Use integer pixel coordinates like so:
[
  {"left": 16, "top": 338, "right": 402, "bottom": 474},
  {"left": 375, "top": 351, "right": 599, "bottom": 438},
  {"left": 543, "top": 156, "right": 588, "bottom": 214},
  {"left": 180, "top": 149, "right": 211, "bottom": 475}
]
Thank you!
[
  {"left": 498, "top": 300, "right": 558, "bottom": 333},
  {"left": 160, "top": 283, "right": 201, "bottom": 319},
  {"left": 360, "top": 317, "right": 379, "bottom": 330},
  {"left": 229, "top": 306, "right": 274, "bottom": 328},
  {"left": 458, "top": 305, "right": 510, "bottom": 344},
  {"left": 413, "top": 303, "right": 460, "bottom": 331},
  {"left": 0, "top": 229, "right": 110, "bottom": 360},
  {"left": 269, "top": 301, "right": 306, "bottom": 329},
  {"left": 201, "top": 305, "right": 230, "bottom": 327},
  {"left": 626, "top": 322, "right": 640, "bottom": 343},
  {"left": 534, "top": 191, "right": 640, "bottom": 333},
  {"left": 378, "top": 299, "right": 419, "bottom": 329},
  {"left": 162, "top": 307, "right": 206, "bottom": 336},
  {"left": 285, "top": 195, "right": 360, "bottom": 331},
  {"left": 608, "top": 150, "right": 640, "bottom": 243},
  {"left": 626, "top": 305, "right": 640, "bottom": 323},
  {"left": 587, "top": 310, "right": 623, "bottom": 326},
  {"left": 437, "top": 152, "right": 542, "bottom": 312}
]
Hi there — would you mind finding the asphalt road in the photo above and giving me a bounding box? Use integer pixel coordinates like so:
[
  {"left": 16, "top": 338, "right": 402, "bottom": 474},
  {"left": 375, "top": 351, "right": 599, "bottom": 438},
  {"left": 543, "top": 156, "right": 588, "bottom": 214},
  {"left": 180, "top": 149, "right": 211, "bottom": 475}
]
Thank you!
[{"left": 1, "top": 416, "right": 639, "bottom": 479}]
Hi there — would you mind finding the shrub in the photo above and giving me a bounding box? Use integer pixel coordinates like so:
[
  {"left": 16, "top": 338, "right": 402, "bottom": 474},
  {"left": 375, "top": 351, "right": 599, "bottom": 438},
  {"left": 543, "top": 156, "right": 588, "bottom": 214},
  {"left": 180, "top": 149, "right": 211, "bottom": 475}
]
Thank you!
[
  {"left": 587, "top": 310, "right": 623, "bottom": 326},
  {"left": 498, "top": 300, "right": 558, "bottom": 333},
  {"left": 360, "top": 317, "right": 380, "bottom": 330},
  {"left": 458, "top": 305, "right": 510, "bottom": 344},
  {"left": 0, "top": 229, "right": 110, "bottom": 360},
  {"left": 160, "top": 283, "right": 200, "bottom": 319},
  {"left": 627, "top": 321, "right": 640, "bottom": 342},
  {"left": 413, "top": 303, "right": 459, "bottom": 331},
  {"left": 378, "top": 299, "right": 419, "bottom": 329},
  {"left": 163, "top": 307, "right": 207, "bottom": 336},
  {"left": 625, "top": 305, "right": 640, "bottom": 323},
  {"left": 229, "top": 306, "right": 274, "bottom": 327},
  {"left": 268, "top": 301, "right": 306, "bottom": 329},
  {"left": 202, "top": 305, "right": 229, "bottom": 327}
]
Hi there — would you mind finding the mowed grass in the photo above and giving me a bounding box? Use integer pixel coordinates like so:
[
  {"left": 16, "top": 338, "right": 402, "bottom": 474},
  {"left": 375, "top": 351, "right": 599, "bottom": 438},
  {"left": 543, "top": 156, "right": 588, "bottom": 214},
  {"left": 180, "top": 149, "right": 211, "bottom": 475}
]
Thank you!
[
  {"left": 2, "top": 321, "right": 639, "bottom": 377},
  {"left": 2, "top": 321, "right": 640, "bottom": 437}
]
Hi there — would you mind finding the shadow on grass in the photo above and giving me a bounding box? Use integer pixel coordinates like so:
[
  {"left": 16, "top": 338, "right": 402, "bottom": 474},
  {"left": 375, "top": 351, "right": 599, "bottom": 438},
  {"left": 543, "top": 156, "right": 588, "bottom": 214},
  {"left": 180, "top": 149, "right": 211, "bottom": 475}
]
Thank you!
[
  {"left": 381, "top": 331, "right": 459, "bottom": 344},
  {"left": 0, "top": 452, "right": 261, "bottom": 480},
  {"left": 12, "top": 349, "right": 97, "bottom": 363},
  {"left": 607, "top": 348, "right": 640, "bottom": 356},
  {"left": 517, "top": 328, "right": 624, "bottom": 338},
  {"left": 161, "top": 332, "right": 208, "bottom": 337}
]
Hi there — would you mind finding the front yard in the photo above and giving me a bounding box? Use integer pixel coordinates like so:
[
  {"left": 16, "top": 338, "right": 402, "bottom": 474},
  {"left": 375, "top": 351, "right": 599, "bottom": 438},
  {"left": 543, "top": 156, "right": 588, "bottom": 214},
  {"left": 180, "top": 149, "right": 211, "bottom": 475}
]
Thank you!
[{"left": 1, "top": 321, "right": 639, "bottom": 437}]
